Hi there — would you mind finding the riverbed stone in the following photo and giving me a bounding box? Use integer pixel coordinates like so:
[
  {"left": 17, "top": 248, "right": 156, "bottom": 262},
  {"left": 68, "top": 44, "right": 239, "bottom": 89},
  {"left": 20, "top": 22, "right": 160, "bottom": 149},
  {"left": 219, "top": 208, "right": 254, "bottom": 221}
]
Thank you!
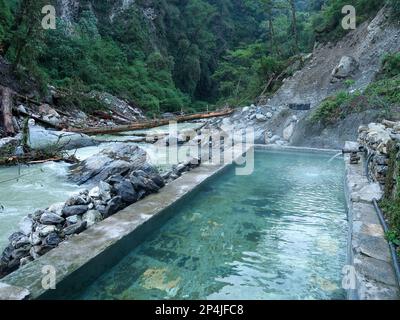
[
  {"left": 47, "top": 203, "right": 64, "bottom": 216},
  {"left": 29, "top": 232, "right": 41, "bottom": 246},
  {"left": 28, "top": 125, "right": 95, "bottom": 150},
  {"left": 68, "top": 144, "right": 147, "bottom": 185},
  {"left": 88, "top": 186, "right": 100, "bottom": 198},
  {"left": 98, "top": 181, "right": 112, "bottom": 201},
  {"left": 8, "top": 232, "right": 25, "bottom": 244},
  {"left": 43, "top": 233, "right": 62, "bottom": 247},
  {"left": 129, "top": 174, "right": 147, "bottom": 190},
  {"left": 37, "top": 225, "right": 57, "bottom": 238},
  {"left": 40, "top": 212, "right": 65, "bottom": 225},
  {"left": 62, "top": 205, "right": 88, "bottom": 217},
  {"left": 115, "top": 180, "right": 138, "bottom": 204},
  {"left": 82, "top": 210, "right": 103, "bottom": 228},
  {"left": 66, "top": 215, "right": 81, "bottom": 225},
  {"left": 19, "top": 217, "right": 33, "bottom": 236},
  {"left": 66, "top": 195, "right": 88, "bottom": 206},
  {"left": 12, "top": 236, "right": 30, "bottom": 249},
  {"left": 102, "top": 196, "right": 124, "bottom": 218},
  {"left": 11, "top": 245, "right": 31, "bottom": 260},
  {"left": 63, "top": 221, "right": 87, "bottom": 236}
]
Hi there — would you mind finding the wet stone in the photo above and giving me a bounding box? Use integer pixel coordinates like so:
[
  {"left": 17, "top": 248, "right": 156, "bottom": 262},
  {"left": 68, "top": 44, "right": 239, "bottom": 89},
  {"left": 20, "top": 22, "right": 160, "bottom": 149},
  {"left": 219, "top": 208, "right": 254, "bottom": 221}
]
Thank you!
[
  {"left": 43, "top": 233, "right": 62, "bottom": 247},
  {"left": 40, "top": 212, "right": 65, "bottom": 225},
  {"left": 63, "top": 221, "right": 87, "bottom": 236},
  {"left": 115, "top": 180, "right": 138, "bottom": 204},
  {"left": 62, "top": 205, "right": 88, "bottom": 217}
]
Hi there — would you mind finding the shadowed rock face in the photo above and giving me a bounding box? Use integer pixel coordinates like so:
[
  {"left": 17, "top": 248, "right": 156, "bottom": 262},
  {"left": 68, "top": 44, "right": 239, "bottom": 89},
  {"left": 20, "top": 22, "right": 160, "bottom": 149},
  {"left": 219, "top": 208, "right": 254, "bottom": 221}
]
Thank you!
[{"left": 68, "top": 144, "right": 148, "bottom": 185}]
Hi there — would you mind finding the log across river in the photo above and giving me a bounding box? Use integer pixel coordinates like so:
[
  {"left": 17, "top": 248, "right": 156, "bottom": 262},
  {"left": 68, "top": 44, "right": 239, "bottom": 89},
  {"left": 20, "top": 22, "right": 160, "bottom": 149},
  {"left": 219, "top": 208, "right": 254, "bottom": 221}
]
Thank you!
[{"left": 68, "top": 109, "right": 234, "bottom": 135}]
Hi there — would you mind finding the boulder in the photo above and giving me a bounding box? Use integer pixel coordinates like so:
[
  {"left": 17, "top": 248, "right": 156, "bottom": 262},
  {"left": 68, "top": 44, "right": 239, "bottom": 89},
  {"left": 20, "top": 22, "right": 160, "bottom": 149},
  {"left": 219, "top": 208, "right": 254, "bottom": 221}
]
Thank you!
[
  {"left": 43, "top": 233, "right": 61, "bottom": 247},
  {"left": 63, "top": 221, "right": 87, "bottom": 236},
  {"left": 62, "top": 205, "right": 88, "bottom": 217},
  {"left": 115, "top": 180, "right": 138, "bottom": 204},
  {"left": 37, "top": 225, "right": 57, "bottom": 237},
  {"left": 331, "top": 56, "right": 358, "bottom": 79},
  {"left": 66, "top": 215, "right": 81, "bottom": 225},
  {"left": 39, "top": 212, "right": 65, "bottom": 225},
  {"left": 28, "top": 125, "right": 95, "bottom": 150},
  {"left": 68, "top": 144, "right": 148, "bottom": 185},
  {"left": 283, "top": 122, "right": 295, "bottom": 141},
  {"left": 102, "top": 196, "right": 123, "bottom": 218},
  {"left": 47, "top": 202, "right": 64, "bottom": 216},
  {"left": 255, "top": 114, "right": 268, "bottom": 122},
  {"left": 82, "top": 210, "right": 103, "bottom": 228},
  {"left": 19, "top": 217, "right": 33, "bottom": 236}
]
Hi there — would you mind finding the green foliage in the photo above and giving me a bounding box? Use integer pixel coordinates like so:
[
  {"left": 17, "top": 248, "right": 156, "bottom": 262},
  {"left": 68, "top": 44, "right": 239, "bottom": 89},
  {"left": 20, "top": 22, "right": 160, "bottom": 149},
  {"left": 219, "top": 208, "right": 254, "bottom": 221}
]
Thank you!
[
  {"left": 310, "top": 91, "right": 352, "bottom": 124},
  {"left": 381, "top": 53, "right": 400, "bottom": 78},
  {"left": 0, "top": 0, "right": 390, "bottom": 113},
  {"left": 313, "top": 0, "right": 383, "bottom": 42},
  {"left": 381, "top": 146, "right": 400, "bottom": 249},
  {"left": 0, "top": 0, "right": 12, "bottom": 43}
]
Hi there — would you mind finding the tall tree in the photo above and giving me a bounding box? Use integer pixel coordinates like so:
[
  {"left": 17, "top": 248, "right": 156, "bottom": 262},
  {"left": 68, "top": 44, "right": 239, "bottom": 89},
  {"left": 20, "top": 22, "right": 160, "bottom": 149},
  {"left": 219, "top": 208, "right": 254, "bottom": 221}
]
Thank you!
[
  {"left": 3, "top": 0, "right": 47, "bottom": 69},
  {"left": 288, "top": 0, "right": 299, "bottom": 54}
]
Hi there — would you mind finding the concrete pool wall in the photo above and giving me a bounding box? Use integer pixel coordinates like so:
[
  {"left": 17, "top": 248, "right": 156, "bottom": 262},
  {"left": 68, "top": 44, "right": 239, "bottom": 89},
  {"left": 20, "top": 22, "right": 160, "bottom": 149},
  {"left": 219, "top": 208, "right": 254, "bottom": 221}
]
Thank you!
[{"left": 0, "top": 144, "right": 378, "bottom": 300}]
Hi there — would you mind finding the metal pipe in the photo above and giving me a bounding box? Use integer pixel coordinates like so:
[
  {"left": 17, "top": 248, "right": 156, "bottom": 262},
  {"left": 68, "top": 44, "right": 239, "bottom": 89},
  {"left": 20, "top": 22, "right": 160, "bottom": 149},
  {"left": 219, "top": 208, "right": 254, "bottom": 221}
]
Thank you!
[{"left": 372, "top": 199, "right": 400, "bottom": 288}]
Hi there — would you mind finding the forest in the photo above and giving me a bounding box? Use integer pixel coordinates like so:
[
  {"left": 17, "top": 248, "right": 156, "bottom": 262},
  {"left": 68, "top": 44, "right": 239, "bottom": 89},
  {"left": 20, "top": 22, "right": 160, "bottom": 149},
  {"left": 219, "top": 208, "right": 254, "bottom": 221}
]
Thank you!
[{"left": 0, "top": 0, "right": 397, "bottom": 116}]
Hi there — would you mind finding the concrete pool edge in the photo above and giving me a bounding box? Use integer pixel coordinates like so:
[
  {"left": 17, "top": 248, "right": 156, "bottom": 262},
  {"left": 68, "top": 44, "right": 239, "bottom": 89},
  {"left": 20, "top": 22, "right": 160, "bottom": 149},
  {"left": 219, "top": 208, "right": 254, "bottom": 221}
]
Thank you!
[
  {"left": 343, "top": 142, "right": 400, "bottom": 300},
  {"left": 0, "top": 144, "right": 346, "bottom": 300}
]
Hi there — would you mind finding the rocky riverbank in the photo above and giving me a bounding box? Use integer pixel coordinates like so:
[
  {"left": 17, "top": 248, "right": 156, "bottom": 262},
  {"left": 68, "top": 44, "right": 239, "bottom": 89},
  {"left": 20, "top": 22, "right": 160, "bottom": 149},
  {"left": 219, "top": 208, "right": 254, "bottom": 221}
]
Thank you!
[{"left": 0, "top": 144, "right": 200, "bottom": 279}]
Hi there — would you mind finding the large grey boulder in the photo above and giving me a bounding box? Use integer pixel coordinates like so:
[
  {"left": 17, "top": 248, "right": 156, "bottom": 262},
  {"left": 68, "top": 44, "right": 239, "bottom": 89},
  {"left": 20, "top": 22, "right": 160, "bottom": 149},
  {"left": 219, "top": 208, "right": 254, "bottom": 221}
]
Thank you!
[
  {"left": 28, "top": 125, "right": 95, "bottom": 150},
  {"left": 69, "top": 144, "right": 148, "bottom": 185},
  {"left": 331, "top": 56, "right": 358, "bottom": 79}
]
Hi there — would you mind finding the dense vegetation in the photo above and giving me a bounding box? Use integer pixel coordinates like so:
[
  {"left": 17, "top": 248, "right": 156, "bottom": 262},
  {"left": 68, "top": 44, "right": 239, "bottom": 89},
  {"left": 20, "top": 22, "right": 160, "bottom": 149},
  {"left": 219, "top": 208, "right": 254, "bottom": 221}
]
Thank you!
[
  {"left": 0, "top": 0, "right": 397, "bottom": 116},
  {"left": 381, "top": 143, "right": 400, "bottom": 253}
]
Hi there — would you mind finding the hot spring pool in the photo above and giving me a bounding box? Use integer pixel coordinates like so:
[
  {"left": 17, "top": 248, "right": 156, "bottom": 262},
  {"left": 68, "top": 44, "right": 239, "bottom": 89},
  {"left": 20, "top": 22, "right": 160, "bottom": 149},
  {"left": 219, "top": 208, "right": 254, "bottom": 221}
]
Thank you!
[{"left": 48, "top": 149, "right": 348, "bottom": 300}]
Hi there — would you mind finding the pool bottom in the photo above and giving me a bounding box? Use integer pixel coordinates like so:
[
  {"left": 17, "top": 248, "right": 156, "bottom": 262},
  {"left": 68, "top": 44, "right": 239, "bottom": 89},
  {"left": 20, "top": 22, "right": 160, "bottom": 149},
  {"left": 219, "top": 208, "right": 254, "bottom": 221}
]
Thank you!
[{"left": 42, "top": 150, "right": 347, "bottom": 300}]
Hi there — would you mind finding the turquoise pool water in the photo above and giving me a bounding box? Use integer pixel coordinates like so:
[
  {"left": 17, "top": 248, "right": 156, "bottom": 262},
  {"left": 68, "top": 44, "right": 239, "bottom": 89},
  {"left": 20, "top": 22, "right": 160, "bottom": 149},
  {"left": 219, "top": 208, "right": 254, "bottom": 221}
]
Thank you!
[{"left": 71, "top": 150, "right": 347, "bottom": 300}]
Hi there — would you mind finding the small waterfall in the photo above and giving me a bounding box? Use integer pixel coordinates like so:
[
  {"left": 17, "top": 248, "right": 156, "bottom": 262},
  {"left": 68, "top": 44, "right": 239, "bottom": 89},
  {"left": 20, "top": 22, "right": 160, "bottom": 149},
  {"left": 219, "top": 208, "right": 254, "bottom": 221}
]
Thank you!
[{"left": 328, "top": 152, "right": 342, "bottom": 163}]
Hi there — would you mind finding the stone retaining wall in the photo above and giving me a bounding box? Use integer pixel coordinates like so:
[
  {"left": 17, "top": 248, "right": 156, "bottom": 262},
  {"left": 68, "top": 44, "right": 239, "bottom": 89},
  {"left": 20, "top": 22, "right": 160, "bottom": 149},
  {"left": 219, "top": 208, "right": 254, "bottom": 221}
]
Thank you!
[
  {"left": 358, "top": 121, "right": 400, "bottom": 187},
  {"left": 344, "top": 141, "right": 399, "bottom": 299}
]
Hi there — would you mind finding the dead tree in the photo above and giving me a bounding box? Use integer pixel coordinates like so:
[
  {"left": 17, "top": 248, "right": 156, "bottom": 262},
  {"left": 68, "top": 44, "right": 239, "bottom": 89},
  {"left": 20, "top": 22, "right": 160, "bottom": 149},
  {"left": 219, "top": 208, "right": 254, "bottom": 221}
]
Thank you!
[{"left": 0, "top": 86, "right": 15, "bottom": 136}]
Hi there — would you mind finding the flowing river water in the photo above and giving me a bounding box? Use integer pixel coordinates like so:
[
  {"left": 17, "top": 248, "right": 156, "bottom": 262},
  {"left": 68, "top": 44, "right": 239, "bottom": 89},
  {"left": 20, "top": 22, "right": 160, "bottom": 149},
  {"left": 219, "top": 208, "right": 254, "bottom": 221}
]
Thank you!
[{"left": 0, "top": 122, "right": 203, "bottom": 251}]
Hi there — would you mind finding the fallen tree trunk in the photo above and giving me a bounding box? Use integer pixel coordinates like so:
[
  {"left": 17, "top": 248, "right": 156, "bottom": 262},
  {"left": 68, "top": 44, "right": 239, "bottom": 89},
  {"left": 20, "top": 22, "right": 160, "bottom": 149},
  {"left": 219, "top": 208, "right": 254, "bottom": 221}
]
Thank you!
[
  {"left": 70, "top": 109, "right": 234, "bottom": 135},
  {"left": 1, "top": 86, "right": 15, "bottom": 136}
]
